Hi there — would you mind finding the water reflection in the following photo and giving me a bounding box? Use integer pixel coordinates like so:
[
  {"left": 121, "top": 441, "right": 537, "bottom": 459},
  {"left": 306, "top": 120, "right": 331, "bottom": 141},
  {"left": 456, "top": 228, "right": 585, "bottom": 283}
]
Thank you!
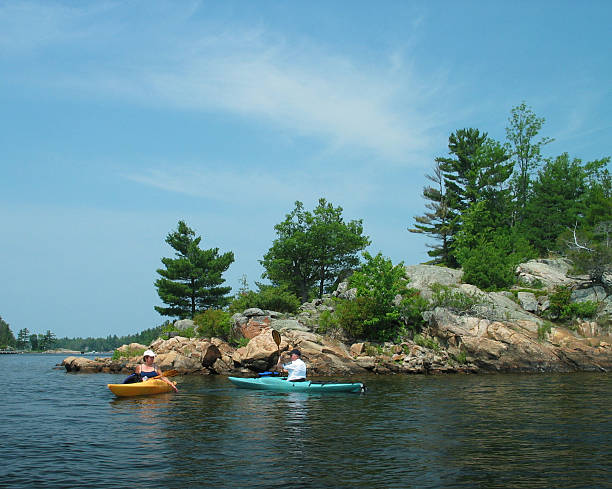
[{"left": 2, "top": 356, "right": 611, "bottom": 489}]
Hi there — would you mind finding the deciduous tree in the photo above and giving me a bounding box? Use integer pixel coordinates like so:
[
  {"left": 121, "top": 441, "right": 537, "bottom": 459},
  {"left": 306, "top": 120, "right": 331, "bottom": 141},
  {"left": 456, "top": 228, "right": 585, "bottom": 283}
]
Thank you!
[{"left": 261, "top": 199, "right": 370, "bottom": 302}]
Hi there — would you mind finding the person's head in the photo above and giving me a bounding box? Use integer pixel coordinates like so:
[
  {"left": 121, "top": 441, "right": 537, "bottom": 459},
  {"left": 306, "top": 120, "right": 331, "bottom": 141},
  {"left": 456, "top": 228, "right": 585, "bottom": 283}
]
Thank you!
[
  {"left": 143, "top": 349, "right": 156, "bottom": 363},
  {"left": 289, "top": 349, "right": 301, "bottom": 360}
]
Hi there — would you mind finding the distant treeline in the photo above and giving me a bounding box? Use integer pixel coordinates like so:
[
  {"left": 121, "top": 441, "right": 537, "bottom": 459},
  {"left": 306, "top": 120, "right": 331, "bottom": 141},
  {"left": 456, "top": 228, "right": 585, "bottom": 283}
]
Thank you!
[
  {"left": 0, "top": 315, "right": 164, "bottom": 352},
  {"left": 53, "top": 325, "right": 164, "bottom": 352}
]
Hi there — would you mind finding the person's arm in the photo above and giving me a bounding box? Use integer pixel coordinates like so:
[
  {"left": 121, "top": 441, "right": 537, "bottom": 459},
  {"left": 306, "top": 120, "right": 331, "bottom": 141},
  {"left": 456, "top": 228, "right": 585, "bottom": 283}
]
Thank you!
[
  {"left": 276, "top": 354, "right": 285, "bottom": 372},
  {"left": 155, "top": 365, "right": 179, "bottom": 392},
  {"left": 135, "top": 364, "right": 141, "bottom": 374}
]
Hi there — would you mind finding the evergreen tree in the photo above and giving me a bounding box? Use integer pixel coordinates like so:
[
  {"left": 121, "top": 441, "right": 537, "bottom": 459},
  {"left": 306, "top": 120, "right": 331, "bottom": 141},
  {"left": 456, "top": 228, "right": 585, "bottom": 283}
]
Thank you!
[
  {"left": 261, "top": 199, "right": 370, "bottom": 302},
  {"left": 39, "top": 330, "right": 56, "bottom": 351},
  {"left": 29, "top": 334, "right": 39, "bottom": 351},
  {"left": 524, "top": 153, "right": 587, "bottom": 254},
  {"left": 155, "top": 221, "right": 234, "bottom": 319},
  {"left": 582, "top": 157, "right": 612, "bottom": 229},
  {"left": 0, "top": 316, "right": 16, "bottom": 348},
  {"left": 408, "top": 162, "right": 454, "bottom": 265},
  {"left": 16, "top": 328, "right": 30, "bottom": 350},
  {"left": 413, "top": 128, "right": 512, "bottom": 267}
]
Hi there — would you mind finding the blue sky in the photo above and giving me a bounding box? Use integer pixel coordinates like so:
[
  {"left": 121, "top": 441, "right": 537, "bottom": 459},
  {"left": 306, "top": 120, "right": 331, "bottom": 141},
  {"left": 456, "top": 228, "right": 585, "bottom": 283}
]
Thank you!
[{"left": 1, "top": 0, "right": 610, "bottom": 339}]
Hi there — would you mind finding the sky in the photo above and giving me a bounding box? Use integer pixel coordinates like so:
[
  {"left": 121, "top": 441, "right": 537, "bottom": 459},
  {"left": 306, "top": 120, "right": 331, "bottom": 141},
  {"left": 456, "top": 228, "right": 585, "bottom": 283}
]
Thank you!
[{"left": 1, "top": 0, "right": 610, "bottom": 339}]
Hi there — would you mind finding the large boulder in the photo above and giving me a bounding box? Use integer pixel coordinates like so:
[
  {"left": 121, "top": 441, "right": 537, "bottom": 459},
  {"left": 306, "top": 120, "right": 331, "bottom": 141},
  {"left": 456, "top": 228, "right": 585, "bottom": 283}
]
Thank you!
[
  {"left": 515, "top": 258, "right": 584, "bottom": 289},
  {"left": 426, "top": 307, "right": 612, "bottom": 372},
  {"left": 174, "top": 319, "right": 195, "bottom": 331},
  {"left": 404, "top": 265, "right": 463, "bottom": 300}
]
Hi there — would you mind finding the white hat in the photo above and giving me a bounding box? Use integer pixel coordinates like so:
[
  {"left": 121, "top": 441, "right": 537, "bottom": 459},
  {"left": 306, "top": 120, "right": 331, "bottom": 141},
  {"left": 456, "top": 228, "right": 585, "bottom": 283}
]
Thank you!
[{"left": 143, "top": 349, "right": 156, "bottom": 358}]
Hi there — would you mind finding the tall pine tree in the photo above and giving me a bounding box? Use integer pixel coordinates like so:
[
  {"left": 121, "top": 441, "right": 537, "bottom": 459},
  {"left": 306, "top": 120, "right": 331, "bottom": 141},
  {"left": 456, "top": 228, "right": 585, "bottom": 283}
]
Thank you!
[{"left": 155, "top": 221, "right": 234, "bottom": 319}]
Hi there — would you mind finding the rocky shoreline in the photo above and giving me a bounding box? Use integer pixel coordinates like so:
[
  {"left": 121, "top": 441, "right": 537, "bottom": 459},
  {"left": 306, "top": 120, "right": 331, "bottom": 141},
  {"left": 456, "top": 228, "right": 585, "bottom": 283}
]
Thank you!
[{"left": 62, "top": 259, "right": 612, "bottom": 376}]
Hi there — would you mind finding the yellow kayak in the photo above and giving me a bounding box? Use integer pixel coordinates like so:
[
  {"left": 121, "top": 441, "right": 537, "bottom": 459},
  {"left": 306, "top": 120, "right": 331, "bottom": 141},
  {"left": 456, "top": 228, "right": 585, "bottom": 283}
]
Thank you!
[{"left": 107, "top": 379, "right": 176, "bottom": 397}]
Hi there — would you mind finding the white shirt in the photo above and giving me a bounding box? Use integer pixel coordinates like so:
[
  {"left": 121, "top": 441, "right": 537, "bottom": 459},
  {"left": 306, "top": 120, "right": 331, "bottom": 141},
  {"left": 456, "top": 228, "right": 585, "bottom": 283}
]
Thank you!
[{"left": 283, "top": 358, "right": 306, "bottom": 381}]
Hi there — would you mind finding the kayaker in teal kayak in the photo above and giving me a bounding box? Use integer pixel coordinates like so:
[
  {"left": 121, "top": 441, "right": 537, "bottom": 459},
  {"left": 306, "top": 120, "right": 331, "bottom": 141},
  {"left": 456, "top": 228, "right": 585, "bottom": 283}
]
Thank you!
[{"left": 276, "top": 348, "right": 307, "bottom": 382}]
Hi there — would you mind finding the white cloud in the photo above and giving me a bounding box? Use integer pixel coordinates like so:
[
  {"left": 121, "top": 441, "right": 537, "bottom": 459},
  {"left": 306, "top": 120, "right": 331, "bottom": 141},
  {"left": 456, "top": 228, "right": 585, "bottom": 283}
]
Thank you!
[{"left": 2, "top": 1, "right": 444, "bottom": 163}]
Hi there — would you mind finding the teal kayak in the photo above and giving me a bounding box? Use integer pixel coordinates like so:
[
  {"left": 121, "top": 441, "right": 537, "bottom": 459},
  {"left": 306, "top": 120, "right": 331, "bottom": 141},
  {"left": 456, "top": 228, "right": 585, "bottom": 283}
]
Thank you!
[{"left": 228, "top": 376, "right": 365, "bottom": 393}]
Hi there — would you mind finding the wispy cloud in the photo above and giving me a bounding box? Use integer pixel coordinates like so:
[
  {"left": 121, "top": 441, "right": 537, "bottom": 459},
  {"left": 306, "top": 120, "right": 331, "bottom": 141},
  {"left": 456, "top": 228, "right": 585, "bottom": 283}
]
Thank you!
[
  {"left": 2, "top": 1, "right": 445, "bottom": 162},
  {"left": 122, "top": 164, "right": 382, "bottom": 209}
]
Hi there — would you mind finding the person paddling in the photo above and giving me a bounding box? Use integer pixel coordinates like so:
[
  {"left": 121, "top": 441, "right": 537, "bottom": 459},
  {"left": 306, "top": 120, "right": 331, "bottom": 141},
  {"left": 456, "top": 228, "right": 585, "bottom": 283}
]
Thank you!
[
  {"left": 134, "top": 349, "right": 178, "bottom": 392},
  {"left": 276, "top": 348, "right": 307, "bottom": 382}
]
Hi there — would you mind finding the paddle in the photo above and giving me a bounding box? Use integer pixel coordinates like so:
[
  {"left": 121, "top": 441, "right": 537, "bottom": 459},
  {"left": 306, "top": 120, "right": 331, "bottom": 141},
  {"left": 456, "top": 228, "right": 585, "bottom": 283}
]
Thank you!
[
  {"left": 272, "top": 329, "right": 283, "bottom": 373},
  {"left": 150, "top": 369, "right": 179, "bottom": 392}
]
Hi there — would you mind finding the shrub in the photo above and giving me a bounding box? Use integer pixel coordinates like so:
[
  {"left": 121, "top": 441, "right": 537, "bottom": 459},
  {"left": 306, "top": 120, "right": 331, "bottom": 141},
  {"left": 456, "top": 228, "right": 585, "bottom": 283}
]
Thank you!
[
  {"left": 547, "top": 286, "right": 599, "bottom": 321},
  {"left": 194, "top": 309, "right": 232, "bottom": 340},
  {"left": 413, "top": 333, "right": 440, "bottom": 351},
  {"left": 537, "top": 321, "right": 553, "bottom": 341},
  {"left": 429, "top": 283, "right": 485, "bottom": 313},
  {"left": 317, "top": 309, "right": 340, "bottom": 334},
  {"left": 112, "top": 346, "right": 145, "bottom": 361},
  {"left": 161, "top": 322, "right": 197, "bottom": 339},
  {"left": 398, "top": 291, "right": 429, "bottom": 333},
  {"left": 229, "top": 284, "right": 300, "bottom": 314}
]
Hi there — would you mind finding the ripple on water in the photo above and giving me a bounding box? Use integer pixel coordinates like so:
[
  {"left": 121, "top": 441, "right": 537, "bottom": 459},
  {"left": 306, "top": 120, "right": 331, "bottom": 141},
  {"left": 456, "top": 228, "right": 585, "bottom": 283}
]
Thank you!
[{"left": 1, "top": 356, "right": 611, "bottom": 488}]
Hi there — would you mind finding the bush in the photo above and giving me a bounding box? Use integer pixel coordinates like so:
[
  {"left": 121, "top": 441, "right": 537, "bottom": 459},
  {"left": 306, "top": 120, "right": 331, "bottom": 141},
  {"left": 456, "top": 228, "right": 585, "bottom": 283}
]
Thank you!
[
  {"left": 398, "top": 291, "right": 429, "bottom": 333},
  {"left": 112, "top": 346, "right": 145, "bottom": 361},
  {"left": 228, "top": 284, "right": 300, "bottom": 314},
  {"left": 161, "top": 322, "right": 197, "bottom": 339},
  {"left": 429, "top": 283, "right": 485, "bottom": 313},
  {"left": 194, "top": 309, "right": 232, "bottom": 340},
  {"left": 547, "top": 286, "right": 599, "bottom": 321},
  {"left": 413, "top": 333, "right": 440, "bottom": 351},
  {"left": 537, "top": 321, "right": 553, "bottom": 340}
]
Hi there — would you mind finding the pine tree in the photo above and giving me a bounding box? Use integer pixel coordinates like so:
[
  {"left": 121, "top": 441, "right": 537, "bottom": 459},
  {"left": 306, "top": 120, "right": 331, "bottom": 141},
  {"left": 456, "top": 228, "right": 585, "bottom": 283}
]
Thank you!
[
  {"left": 0, "top": 316, "right": 16, "bottom": 348},
  {"left": 155, "top": 221, "right": 234, "bottom": 319},
  {"left": 524, "top": 153, "right": 587, "bottom": 254},
  {"left": 412, "top": 128, "right": 513, "bottom": 267},
  {"left": 408, "top": 162, "right": 454, "bottom": 265}
]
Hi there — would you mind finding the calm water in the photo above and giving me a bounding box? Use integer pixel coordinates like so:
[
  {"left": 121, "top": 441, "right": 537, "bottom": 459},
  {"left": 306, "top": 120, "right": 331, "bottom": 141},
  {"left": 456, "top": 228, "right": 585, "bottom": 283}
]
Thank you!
[{"left": 1, "top": 354, "right": 610, "bottom": 489}]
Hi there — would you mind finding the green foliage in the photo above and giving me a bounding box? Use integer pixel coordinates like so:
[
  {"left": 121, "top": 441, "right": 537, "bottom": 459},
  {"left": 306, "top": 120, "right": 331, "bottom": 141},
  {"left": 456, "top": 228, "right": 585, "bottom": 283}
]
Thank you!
[
  {"left": 261, "top": 198, "right": 370, "bottom": 302},
  {"left": 194, "top": 309, "right": 232, "bottom": 340},
  {"left": 0, "top": 316, "right": 16, "bottom": 348},
  {"left": 524, "top": 154, "right": 589, "bottom": 254},
  {"left": 398, "top": 292, "right": 430, "bottom": 332},
  {"left": 412, "top": 103, "right": 611, "bottom": 283},
  {"left": 229, "top": 283, "right": 300, "bottom": 314},
  {"left": 564, "top": 221, "right": 612, "bottom": 288},
  {"left": 454, "top": 201, "right": 536, "bottom": 290},
  {"left": 429, "top": 283, "right": 486, "bottom": 313},
  {"left": 16, "top": 328, "right": 30, "bottom": 350},
  {"left": 452, "top": 350, "right": 468, "bottom": 364},
  {"left": 39, "top": 330, "right": 56, "bottom": 351},
  {"left": 546, "top": 286, "right": 599, "bottom": 321},
  {"left": 162, "top": 322, "right": 197, "bottom": 339},
  {"left": 413, "top": 334, "right": 440, "bottom": 351},
  {"left": 317, "top": 309, "right": 340, "bottom": 334},
  {"left": 54, "top": 326, "right": 164, "bottom": 352},
  {"left": 505, "top": 101, "right": 554, "bottom": 223},
  {"left": 328, "top": 252, "right": 428, "bottom": 342},
  {"left": 112, "top": 346, "right": 146, "bottom": 361},
  {"left": 537, "top": 321, "right": 553, "bottom": 341},
  {"left": 155, "top": 220, "right": 234, "bottom": 319}
]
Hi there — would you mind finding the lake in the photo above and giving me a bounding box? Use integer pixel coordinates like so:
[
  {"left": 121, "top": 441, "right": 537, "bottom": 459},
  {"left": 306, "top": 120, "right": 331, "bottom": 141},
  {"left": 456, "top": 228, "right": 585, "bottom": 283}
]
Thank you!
[{"left": 1, "top": 354, "right": 610, "bottom": 488}]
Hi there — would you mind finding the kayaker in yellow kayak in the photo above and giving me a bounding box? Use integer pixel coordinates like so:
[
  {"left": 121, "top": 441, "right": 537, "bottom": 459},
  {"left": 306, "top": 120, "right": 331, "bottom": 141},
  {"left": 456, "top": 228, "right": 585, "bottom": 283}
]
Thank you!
[
  {"left": 276, "top": 348, "right": 307, "bottom": 382},
  {"left": 134, "top": 349, "right": 178, "bottom": 392}
]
